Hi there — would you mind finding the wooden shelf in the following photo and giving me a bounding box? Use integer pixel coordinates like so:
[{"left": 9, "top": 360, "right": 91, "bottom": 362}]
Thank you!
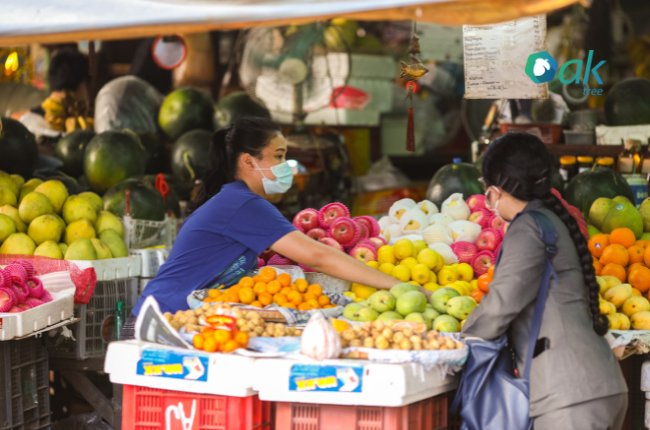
[{"left": 545, "top": 144, "right": 622, "bottom": 157}]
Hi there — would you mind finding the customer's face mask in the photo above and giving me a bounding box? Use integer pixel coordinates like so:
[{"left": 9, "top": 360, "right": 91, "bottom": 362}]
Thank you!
[
  {"left": 485, "top": 186, "right": 502, "bottom": 218},
  {"left": 253, "top": 159, "right": 294, "bottom": 194}
]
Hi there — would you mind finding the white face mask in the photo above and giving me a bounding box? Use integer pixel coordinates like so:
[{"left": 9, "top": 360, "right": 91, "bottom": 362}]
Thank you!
[{"left": 485, "top": 186, "right": 502, "bottom": 218}]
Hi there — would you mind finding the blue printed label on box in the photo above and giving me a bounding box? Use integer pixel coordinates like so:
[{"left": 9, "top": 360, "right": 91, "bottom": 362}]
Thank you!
[
  {"left": 137, "top": 348, "right": 209, "bottom": 382},
  {"left": 289, "top": 364, "right": 363, "bottom": 393}
]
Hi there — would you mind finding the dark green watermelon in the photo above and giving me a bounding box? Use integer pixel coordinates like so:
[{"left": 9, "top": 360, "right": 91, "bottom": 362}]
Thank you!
[
  {"left": 171, "top": 129, "right": 213, "bottom": 189},
  {"left": 34, "top": 170, "right": 86, "bottom": 195},
  {"left": 605, "top": 78, "right": 650, "bottom": 126},
  {"left": 140, "top": 174, "right": 182, "bottom": 217},
  {"left": 84, "top": 131, "right": 146, "bottom": 193},
  {"left": 158, "top": 87, "right": 214, "bottom": 140},
  {"left": 214, "top": 91, "right": 270, "bottom": 129},
  {"left": 0, "top": 117, "right": 37, "bottom": 177},
  {"left": 103, "top": 178, "right": 166, "bottom": 221},
  {"left": 139, "top": 132, "right": 170, "bottom": 174},
  {"left": 426, "top": 162, "right": 483, "bottom": 207},
  {"left": 54, "top": 130, "right": 95, "bottom": 177},
  {"left": 564, "top": 168, "right": 634, "bottom": 216}
]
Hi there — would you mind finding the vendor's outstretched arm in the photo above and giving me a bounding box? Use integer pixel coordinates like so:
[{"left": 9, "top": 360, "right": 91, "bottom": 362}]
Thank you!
[{"left": 271, "top": 231, "right": 399, "bottom": 290}]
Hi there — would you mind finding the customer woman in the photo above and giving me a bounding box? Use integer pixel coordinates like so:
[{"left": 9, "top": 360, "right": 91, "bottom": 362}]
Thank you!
[
  {"left": 461, "top": 132, "right": 627, "bottom": 429},
  {"left": 132, "top": 117, "right": 400, "bottom": 315}
]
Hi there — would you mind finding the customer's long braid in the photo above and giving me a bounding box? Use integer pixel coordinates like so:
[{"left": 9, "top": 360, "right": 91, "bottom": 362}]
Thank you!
[{"left": 542, "top": 193, "right": 608, "bottom": 335}]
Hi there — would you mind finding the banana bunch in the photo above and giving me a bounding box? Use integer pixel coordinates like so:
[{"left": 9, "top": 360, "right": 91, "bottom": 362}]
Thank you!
[{"left": 41, "top": 92, "right": 93, "bottom": 133}]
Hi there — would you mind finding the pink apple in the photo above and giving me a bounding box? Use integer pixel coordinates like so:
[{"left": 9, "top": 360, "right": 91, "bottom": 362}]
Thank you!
[
  {"left": 257, "top": 257, "right": 265, "bottom": 268},
  {"left": 293, "top": 208, "right": 320, "bottom": 232},
  {"left": 299, "top": 263, "right": 316, "bottom": 272},
  {"left": 475, "top": 228, "right": 502, "bottom": 252},
  {"left": 355, "top": 220, "right": 370, "bottom": 240},
  {"left": 468, "top": 208, "right": 492, "bottom": 229},
  {"left": 368, "top": 237, "right": 387, "bottom": 249},
  {"left": 267, "top": 254, "right": 292, "bottom": 266},
  {"left": 319, "top": 237, "right": 345, "bottom": 252},
  {"left": 489, "top": 215, "right": 506, "bottom": 232},
  {"left": 328, "top": 217, "right": 360, "bottom": 247},
  {"left": 472, "top": 251, "right": 496, "bottom": 276},
  {"left": 306, "top": 228, "right": 328, "bottom": 240},
  {"left": 357, "top": 239, "right": 379, "bottom": 251},
  {"left": 466, "top": 194, "right": 487, "bottom": 212},
  {"left": 354, "top": 216, "right": 381, "bottom": 237},
  {"left": 349, "top": 244, "right": 378, "bottom": 263},
  {"left": 318, "top": 202, "right": 350, "bottom": 228},
  {"left": 450, "top": 241, "right": 479, "bottom": 264}
]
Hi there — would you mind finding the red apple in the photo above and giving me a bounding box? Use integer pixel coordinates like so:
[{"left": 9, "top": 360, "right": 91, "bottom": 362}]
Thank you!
[
  {"left": 355, "top": 220, "right": 370, "bottom": 240},
  {"left": 489, "top": 215, "right": 506, "bottom": 232},
  {"left": 466, "top": 194, "right": 487, "bottom": 212},
  {"left": 349, "top": 244, "right": 378, "bottom": 263},
  {"left": 292, "top": 208, "right": 320, "bottom": 232},
  {"left": 354, "top": 216, "right": 381, "bottom": 237},
  {"left": 450, "top": 241, "right": 479, "bottom": 264},
  {"left": 368, "top": 237, "right": 387, "bottom": 249},
  {"left": 257, "top": 257, "right": 265, "bottom": 268},
  {"left": 475, "top": 228, "right": 502, "bottom": 252},
  {"left": 328, "top": 217, "right": 360, "bottom": 247},
  {"left": 267, "top": 254, "right": 293, "bottom": 266},
  {"left": 472, "top": 251, "right": 496, "bottom": 276},
  {"left": 468, "top": 208, "right": 492, "bottom": 229},
  {"left": 0, "top": 287, "right": 16, "bottom": 312},
  {"left": 319, "top": 237, "right": 344, "bottom": 252},
  {"left": 306, "top": 228, "right": 328, "bottom": 240},
  {"left": 318, "top": 202, "right": 350, "bottom": 228}
]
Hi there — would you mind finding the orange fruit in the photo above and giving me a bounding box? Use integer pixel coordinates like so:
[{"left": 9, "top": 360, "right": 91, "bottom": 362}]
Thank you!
[
  {"left": 203, "top": 337, "right": 218, "bottom": 353},
  {"left": 234, "top": 331, "right": 249, "bottom": 346},
  {"left": 318, "top": 295, "right": 330, "bottom": 306},
  {"left": 628, "top": 262, "right": 645, "bottom": 277},
  {"left": 253, "top": 282, "right": 267, "bottom": 295},
  {"left": 259, "top": 267, "right": 277, "bottom": 283},
  {"left": 600, "top": 263, "right": 627, "bottom": 283},
  {"left": 250, "top": 300, "right": 263, "bottom": 308},
  {"left": 298, "top": 302, "right": 312, "bottom": 311},
  {"left": 238, "top": 287, "right": 255, "bottom": 304},
  {"left": 258, "top": 292, "right": 273, "bottom": 306},
  {"left": 213, "top": 330, "right": 232, "bottom": 344},
  {"left": 278, "top": 273, "right": 292, "bottom": 287},
  {"left": 284, "top": 302, "right": 297, "bottom": 309},
  {"left": 588, "top": 234, "right": 610, "bottom": 258},
  {"left": 222, "top": 340, "right": 240, "bottom": 353},
  {"left": 637, "top": 240, "right": 650, "bottom": 248},
  {"left": 643, "top": 247, "right": 650, "bottom": 267},
  {"left": 487, "top": 265, "right": 495, "bottom": 280},
  {"left": 294, "top": 278, "right": 308, "bottom": 292},
  {"left": 477, "top": 274, "right": 491, "bottom": 293},
  {"left": 273, "top": 293, "right": 288, "bottom": 305},
  {"left": 307, "top": 298, "right": 319, "bottom": 309},
  {"left": 239, "top": 276, "right": 254, "bottom": 289},
  {"left": 609, "top": 228, "right": 636, "bottom": 248},
  {"left": 324, "top": 304, "right": 335, "bottom": 309},
  {"left": 628, "top": 245, "right": 645, "bottom": 264},
  {"left": 208, "top": 289, "right": 220, "bottom": 299},
  {"left": 304, "top": 293, "right": 318, "bottom": 303},
  {"left": 600, "top": 244, "right": 629, "bottom": 267},
  {"left": 252, "top": 275, "right": 261, "bottom": 283},
  {"left": 192, "top": 334, "right": 204, "bottom": 350},
  {"left": 287, "top": 290, "right": 302, "bottom": 304},
  {"left": 267, "top": 280, "right": 281, "bottom": 294},
  {"left": 629, "top": 266, "right": 650, "bottom": 293},
  {"left": 593, "top": 258, "right": 603, "bottom": 276},
  {"left": 280, "top": 287, "right": 292, "bottom": 296},
  {"left": 471, "top": 289, "right": 484, "bottom": 303},
  {"left": 307, "top": 284, "right": 323, "bottom": 296}
]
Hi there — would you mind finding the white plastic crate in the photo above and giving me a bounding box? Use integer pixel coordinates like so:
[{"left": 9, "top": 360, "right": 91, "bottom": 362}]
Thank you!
[
  {"left": 252, "top": 357, "right": 458, "bottom": 407},
  {"left": 0, "top": 290, "right": 74, "bottom": 341},
  {"left": 124, "top": 216, "right": 180, "bottom": 250},
  {"left": 70, "top": 256, "right": 142, "bottom": 281},
  {"left": 105, "top": 340, "right": 257, "bottom": 397},
  {"left": 595, "top": 124, "right": 650, "bottom": 145},
  {"left": 129, "top": 248, "right": 168, "bottom": 278}
]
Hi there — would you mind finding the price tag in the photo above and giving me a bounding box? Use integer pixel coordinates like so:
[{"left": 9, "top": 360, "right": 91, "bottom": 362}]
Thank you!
[
  {"left": 137, "top": 348, "right": 209, "bottom": 382},
  {"left": 289, "top": 364, "right": 364, "bottom": 393}
]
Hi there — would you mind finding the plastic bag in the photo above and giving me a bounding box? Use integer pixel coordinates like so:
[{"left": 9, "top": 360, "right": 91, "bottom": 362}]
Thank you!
[
  {"left": 94, "top": 75, "right": 163, "bottom": 135},
  {"left": 356, "top": 156, "right": 411, "bottom": 192}
]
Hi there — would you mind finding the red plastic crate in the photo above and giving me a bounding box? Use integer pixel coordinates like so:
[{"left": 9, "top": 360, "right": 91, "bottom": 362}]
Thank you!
[
  {"left": 275, "top": 393, "right": 449, "bottom": 430},
  {"left": 122, "top": 385, "right": 271, "bottom": 430}
]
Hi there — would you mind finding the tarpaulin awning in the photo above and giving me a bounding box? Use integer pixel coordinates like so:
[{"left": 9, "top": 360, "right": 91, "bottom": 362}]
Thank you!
[{"left": 0, "top": 0, "right": 585, "bottom": 46}]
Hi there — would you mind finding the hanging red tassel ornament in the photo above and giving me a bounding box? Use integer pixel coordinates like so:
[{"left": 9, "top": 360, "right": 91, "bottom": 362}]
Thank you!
[{"left": 399, "top": 24, "right": 428, "bottom": 153}]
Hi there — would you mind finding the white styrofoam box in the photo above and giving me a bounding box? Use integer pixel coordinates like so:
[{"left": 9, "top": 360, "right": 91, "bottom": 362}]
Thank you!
[
  {"left": 252, "top": 357, "right": 458, "bottom": 407},
  {"left": 105, "top": 340, "right": 257, "bottom": 397},
  {"left": 130, "top": 248, "right": 169, "bottom": 278},
  {"left": 0, "top": 290, "right": 74, "bottom": 341},
  {"left": 595, "top": 124, "right": 650, "bottom": 145},
  {"left": 71, "top": 256, "right": 142, "bottom": 281}
]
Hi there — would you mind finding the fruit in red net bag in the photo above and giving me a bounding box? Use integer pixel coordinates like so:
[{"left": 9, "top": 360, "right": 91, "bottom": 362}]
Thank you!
[{"left": 0, "top": 287, "right": 16, "bottom": 312}]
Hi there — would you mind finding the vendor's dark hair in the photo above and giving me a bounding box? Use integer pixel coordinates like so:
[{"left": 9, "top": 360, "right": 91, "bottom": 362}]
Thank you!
[
  {"left": 48, "top": 48, "right": 89, "bottom": 92},
  {"left": 482, "top": 132, "right": 608, "bottom": 336},
  {"left": 190, "top": 116, "right": 281, "bottom": 210}
]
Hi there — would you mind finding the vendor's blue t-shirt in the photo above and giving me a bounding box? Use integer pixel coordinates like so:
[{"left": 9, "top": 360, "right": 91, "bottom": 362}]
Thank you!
[{"left": 132, "top": 180, "right": 296, "bottom": 315}]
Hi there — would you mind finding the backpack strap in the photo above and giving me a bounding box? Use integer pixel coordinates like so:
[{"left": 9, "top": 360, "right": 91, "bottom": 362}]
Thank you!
[{"left": 523, "top": 210, "right": 558, "bottom": 381}]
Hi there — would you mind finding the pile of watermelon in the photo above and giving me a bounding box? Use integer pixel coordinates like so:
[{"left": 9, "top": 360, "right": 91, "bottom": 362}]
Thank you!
[{"left": 0, "top": 260, "right": 51, "bottom": 313}]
